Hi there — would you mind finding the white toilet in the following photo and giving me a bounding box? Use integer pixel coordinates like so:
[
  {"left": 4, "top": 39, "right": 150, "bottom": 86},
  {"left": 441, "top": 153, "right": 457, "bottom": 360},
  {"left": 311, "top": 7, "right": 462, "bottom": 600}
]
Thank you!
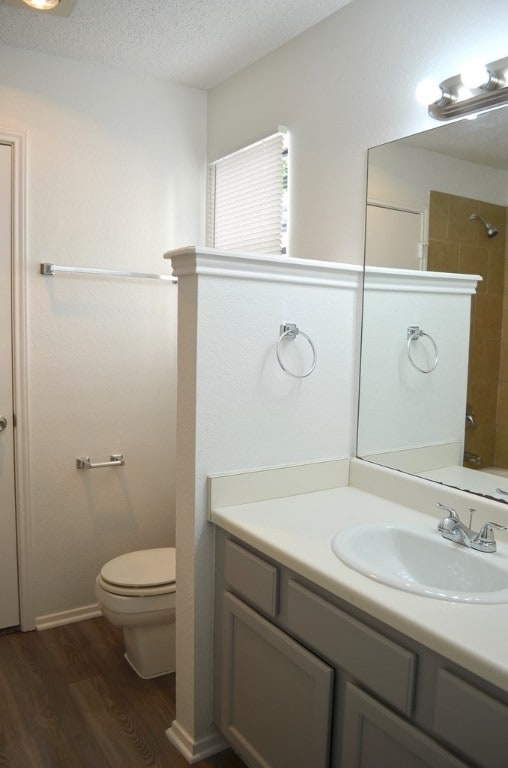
[{"left": 95, "top": 547, "right": 176, "bottom": 679}]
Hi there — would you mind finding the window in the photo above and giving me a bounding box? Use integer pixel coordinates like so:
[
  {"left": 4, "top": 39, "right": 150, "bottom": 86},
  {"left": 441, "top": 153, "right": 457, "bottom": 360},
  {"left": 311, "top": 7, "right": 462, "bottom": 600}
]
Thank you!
[{"left": 207, "top": 131, "right": 288, "bottom": 255}]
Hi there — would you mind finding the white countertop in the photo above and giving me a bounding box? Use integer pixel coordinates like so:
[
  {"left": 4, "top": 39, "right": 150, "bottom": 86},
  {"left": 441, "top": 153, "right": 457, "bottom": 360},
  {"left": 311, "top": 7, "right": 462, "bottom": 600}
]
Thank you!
[
  {"left": 210, "top": 483, "right": 508, "bottom": 694},
  {"left": 419, "top": 465, "right": 508, "bottom": 502}
]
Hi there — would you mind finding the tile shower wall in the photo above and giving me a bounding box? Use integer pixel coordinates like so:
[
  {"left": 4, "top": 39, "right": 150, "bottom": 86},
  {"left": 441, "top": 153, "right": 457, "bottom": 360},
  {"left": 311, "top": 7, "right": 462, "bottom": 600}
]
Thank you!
[{"left": 428, "top": 191, "right": 507, "bottom": 468}]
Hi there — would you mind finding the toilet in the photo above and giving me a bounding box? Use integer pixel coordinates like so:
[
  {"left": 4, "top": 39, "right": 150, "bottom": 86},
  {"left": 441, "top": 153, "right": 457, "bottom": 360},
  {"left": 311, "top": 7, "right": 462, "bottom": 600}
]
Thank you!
[{"left": 95, "top": 547, "right": 176, "bottom": 679}]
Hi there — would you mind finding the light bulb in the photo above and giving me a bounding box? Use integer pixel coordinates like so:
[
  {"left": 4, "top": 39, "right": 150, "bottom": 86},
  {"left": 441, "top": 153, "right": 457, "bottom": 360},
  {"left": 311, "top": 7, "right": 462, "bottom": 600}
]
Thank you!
[
  {"left": 21, "top": 0, "right": 60, "bottom": 9},
  {"left": 415, "top": 79, "right": 443, "bottom": 106},
  {"left": 460, "top": 60, "right": 490, "bottom": 89}
]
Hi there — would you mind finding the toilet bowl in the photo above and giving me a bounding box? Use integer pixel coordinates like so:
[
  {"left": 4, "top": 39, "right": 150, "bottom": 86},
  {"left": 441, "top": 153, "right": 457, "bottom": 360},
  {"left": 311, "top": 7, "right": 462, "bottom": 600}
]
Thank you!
[{"left": 95, "top": 547, "right": 176, "bottom": 679}]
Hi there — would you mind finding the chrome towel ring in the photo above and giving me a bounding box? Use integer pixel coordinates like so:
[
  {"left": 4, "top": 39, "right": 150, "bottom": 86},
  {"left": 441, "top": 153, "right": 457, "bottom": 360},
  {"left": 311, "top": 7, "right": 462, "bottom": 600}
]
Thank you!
[
  {"left": 277, "top": 323, "right": 317, "bottom": 379},
  {"left": 407, "top": 325, "right": 438, "bottom": 374}
]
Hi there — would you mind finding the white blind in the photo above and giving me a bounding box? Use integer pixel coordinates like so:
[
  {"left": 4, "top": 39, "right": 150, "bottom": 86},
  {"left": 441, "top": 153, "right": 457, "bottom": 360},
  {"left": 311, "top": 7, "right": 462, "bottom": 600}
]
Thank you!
[{"left": 207, "top": 132, "right": 285, "bottom": 255}]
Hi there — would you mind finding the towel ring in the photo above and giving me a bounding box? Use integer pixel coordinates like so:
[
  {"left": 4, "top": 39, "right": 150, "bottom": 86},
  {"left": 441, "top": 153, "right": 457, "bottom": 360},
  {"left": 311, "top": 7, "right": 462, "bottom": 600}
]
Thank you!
[
  {"left": 277, "top": 323, "right": 317, "bottom": 379},
  {"left": 407, "top": 325, "right": 438, "bottom": 374}
]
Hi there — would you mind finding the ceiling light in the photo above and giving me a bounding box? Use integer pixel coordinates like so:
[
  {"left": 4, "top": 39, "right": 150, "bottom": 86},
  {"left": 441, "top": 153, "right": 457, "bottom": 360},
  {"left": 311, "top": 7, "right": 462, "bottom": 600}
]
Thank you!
[
  {"left": 421, "top": 55, "right": 508, "bottom": 120},
  {"left": 21, "top": 0, "right": 60, "bottom": 9}
]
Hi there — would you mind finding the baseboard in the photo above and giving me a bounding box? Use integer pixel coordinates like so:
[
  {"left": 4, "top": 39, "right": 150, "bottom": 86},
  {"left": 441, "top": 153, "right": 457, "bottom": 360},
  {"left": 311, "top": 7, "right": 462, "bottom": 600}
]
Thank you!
[
  {"left": 166, "top": 719, "right": 228, "bottom": 763},
  {"left": 36, "top": 603, "right": 102, "bottom": 630}
]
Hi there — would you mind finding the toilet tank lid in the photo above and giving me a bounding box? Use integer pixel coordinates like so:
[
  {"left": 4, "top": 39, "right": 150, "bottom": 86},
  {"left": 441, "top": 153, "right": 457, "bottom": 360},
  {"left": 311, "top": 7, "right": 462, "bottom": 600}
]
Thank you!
[{"left": 100, "top": 548, "right": 176, "bottom": 588}]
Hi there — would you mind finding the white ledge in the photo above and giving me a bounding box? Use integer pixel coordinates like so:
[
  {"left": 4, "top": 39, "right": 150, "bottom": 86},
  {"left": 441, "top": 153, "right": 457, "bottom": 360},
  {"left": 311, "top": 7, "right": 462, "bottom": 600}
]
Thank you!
[
  {"left": 365, "top": 265, "right": 481, "bottom": 295},
  {"left": 164, "top": 246, "right": 362, "bottom": 288}
]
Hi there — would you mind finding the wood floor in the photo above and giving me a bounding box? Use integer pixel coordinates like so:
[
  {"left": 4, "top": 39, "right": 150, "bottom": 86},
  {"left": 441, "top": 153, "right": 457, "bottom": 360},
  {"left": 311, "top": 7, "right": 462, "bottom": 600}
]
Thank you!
[{"left": 0, "top": 617, "right": 247, "bottom": 768}]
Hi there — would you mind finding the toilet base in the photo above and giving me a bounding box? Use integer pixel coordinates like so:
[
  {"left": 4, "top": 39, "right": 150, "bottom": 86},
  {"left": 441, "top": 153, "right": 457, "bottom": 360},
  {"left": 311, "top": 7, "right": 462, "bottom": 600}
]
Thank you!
[{"left": 123, "top": 621, "right": 175, "bottom": 679}]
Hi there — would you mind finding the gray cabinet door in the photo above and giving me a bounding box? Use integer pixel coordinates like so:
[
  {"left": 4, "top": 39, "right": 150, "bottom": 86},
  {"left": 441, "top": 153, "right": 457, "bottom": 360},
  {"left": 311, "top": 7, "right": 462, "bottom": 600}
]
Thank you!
[
  {"left": 341, "top": 684, "right": 470, "bottom": 768},
  {"left": 220, "top": 591, "right": 333, "bottom": 768}
]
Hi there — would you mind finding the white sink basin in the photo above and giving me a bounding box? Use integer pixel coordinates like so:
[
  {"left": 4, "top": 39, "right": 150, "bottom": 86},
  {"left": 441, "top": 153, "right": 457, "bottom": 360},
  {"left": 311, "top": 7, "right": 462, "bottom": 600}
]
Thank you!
[{"left": 331, "top": 523, "right": 508, "bottom": 603}]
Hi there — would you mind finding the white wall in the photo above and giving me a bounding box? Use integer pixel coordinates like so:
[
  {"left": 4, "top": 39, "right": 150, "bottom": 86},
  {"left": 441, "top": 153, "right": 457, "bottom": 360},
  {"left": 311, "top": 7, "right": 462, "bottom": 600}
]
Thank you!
[
  {"left": 368, "top": 143, "right": 508, "bottom": 211},
  {"left": 168, "top": 247, "right": 361, "bottom": 760},
  {"left": 358, "top": 270, "right": 475, "bottom": 459},
  {"left": 0, "top": 44, "right": 207, "bottom": 624},
  {"left": 207, "top": 0, "right": 508, "bottom": 264},
  {"left": 197, "top": 0, "right": 508, "bottom": 753}
]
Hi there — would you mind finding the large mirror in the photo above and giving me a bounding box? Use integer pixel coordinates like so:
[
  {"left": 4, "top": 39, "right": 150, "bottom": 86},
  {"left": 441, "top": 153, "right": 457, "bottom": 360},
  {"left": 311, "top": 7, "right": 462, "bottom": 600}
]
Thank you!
[{"left": 357, "top": 108, "right": 508, "bottom": 503}]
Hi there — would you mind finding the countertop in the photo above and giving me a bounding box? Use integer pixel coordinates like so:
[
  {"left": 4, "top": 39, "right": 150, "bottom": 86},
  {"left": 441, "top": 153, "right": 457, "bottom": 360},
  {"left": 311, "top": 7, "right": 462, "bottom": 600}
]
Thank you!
[{"left": 210, "top": 483, "right": 508, "bottom": 694}]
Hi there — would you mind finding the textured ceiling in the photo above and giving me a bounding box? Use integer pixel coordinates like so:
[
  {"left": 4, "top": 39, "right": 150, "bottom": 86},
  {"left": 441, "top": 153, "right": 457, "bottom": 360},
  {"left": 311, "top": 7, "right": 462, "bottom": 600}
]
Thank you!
[
  {"left": 0, "top": 0, "right": 354, "bottom": 89},
  {"left": 401, "top": 107, "right": 508, "bottom": 171}
]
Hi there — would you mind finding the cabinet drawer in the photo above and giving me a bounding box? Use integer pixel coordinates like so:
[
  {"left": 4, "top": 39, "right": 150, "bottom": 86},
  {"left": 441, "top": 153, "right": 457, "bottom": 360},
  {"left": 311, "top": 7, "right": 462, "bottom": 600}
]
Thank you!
[
  {"left": 224, "top": 540, "right": 278, "bottom": 617},
  {"left": 433, "top": 668, "right": 508, "bottom": 768},
  {"left": 286, "top": 579, "right": 416, "bottom": 714}
]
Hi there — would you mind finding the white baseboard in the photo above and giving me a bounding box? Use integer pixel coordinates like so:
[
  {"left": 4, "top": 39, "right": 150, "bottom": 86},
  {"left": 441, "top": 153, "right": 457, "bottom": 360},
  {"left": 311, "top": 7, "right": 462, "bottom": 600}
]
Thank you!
[
  {"left": 36, "top": 603, "right": 102, "bottom": 630},
  {"left": 166, "top": 719, "right": 228, "bottom": 763}
]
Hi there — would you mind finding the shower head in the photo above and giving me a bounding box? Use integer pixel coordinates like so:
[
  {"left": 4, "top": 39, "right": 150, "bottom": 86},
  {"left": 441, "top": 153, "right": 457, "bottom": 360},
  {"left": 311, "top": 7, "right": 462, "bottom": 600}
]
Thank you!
[{"left": 469, "top": 213, "right": 499, "bottom": 239}]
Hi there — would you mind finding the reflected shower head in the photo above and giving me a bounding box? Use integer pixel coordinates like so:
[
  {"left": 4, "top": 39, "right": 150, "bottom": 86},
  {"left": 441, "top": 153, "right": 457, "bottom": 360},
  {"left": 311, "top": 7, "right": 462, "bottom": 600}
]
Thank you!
[{"left": 469, "top": 212, "right": 499, "bottom": 238}]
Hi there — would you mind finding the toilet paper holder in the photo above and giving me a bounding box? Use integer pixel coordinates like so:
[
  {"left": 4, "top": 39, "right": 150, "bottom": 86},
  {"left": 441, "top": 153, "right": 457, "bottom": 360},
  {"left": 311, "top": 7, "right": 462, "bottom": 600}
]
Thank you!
[{"left": 76, "top": 454, "right": 125, "bottom": 470}]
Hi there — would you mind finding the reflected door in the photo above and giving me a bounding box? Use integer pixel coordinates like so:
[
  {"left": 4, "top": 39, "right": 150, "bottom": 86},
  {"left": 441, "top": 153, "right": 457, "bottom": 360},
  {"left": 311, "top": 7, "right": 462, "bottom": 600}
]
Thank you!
[
  {"left": 0, "top": 142, "right": 20, "bottom": 629},
  {"left": 366, "top": 204, "right": 424, "bottom": 270}
]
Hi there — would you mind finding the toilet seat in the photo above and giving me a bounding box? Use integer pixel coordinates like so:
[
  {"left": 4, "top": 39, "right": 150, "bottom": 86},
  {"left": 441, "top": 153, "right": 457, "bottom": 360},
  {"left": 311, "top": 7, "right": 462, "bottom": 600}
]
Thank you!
[{"left": 99, "top": 548, "right": 175, "bottom": 597}]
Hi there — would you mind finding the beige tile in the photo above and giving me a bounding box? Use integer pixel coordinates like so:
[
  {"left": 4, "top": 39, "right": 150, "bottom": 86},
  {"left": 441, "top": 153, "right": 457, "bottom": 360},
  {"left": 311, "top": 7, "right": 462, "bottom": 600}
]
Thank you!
[
  {"left": 448, "top": 195, "right": 481, "bottom": 245},
  {"left": 498, "top": 340, "right": 508, "bottom": 382},
  {"left": 428, "top": 191, "right": 449, "bottom": 241},
  {"left": 475, "top": 294, "right": 503, "bottom": 339},
  {"left": 468, "top": 378, "right": 498, "bottom": 424},
  {"left": 496, "top": 381, "right": 508, "bottom": 426},
  {"left": 486, "top": 249, "right": 505, "bottom": 295},
  {"left": 459, "top": 244, "right": 488, "bottom": 292},
  {"left": 467, "top": 337, "right": 483, "bottom": 383},
  {"left": 483, "top": 338, "right": 501, "bottom": 382},
  {"left": 465, "top": 423, "right": 495, "bottom": 467},
  {"left": 427, "top": 240, "right": 459, "bottom": 272},
  {"left": 469, "top": 338, "right": 501, "bottom": 388},
  {"left": 495, "top": 424, "right": 508, "bottom": 467}
]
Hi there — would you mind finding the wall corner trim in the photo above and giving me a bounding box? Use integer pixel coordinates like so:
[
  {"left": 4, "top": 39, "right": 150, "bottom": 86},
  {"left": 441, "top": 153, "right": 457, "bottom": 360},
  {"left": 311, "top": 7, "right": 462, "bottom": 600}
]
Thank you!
[
  {"left": 364, "top": 265, "right": 480, "bottom": 295},
  {"left": 165, "top": 246, "right": 362, "bottom": 288},
  {"left": 166, "top": 720, "right": 229, "bottom": 764}
]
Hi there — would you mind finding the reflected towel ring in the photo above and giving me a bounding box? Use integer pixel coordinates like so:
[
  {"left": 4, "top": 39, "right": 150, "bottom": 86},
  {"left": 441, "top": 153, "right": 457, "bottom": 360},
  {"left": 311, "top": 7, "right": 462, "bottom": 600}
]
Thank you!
[
  {"left": 277, "top": 323, "right": 317, "bottom": 379},
  {"left": 407, "top": 325, "right": 438, "bottom": 374}
]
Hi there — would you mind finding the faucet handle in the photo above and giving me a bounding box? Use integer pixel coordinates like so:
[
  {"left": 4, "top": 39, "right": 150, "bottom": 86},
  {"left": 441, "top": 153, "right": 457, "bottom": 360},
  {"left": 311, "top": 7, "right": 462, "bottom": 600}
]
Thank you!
[
  {"left": 436, "top": 502, "right": 459, "bottom": 520},
  {"left": 473, "top": 521, "right": 508, "bottom": 553}
]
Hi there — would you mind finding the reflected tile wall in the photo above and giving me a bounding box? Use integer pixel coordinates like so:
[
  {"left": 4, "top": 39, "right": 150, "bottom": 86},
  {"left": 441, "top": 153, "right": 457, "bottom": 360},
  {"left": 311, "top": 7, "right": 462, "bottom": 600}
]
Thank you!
[{"left": 428, "top": 190, "right": 507, "bottom": 469}]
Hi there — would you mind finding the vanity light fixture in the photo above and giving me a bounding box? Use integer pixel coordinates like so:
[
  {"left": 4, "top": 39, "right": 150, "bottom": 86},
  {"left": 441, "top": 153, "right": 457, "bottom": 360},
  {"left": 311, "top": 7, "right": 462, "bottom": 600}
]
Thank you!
[
  {"left": 418, "top": 55, "right": 508, "bottom": 121},
  {"left": 3, "top": 0, "right": 77, "bottom": 14},
  {"left": 21, "top": 0, "right": 60, "bottom": 9}
]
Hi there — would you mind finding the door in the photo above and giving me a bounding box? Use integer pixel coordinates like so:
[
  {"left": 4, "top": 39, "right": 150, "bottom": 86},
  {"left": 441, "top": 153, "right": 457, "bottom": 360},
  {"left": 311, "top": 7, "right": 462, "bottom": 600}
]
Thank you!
[
  {"left": 366, "top": 203, "right": 425, "bottom": 270},
  {"left": 341, "top": 684, "right": 469, "bottom": 768},
  {"left": 219, "top": 592, "right": 333, "bottom": 768},
  {"left": 0, "top": 142, "right": 20, "bottom": 629}
]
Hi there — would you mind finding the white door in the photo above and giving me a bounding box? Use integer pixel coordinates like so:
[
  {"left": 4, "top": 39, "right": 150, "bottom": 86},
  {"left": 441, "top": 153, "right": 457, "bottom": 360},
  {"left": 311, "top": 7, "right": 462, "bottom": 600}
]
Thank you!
[
  {"left": 366, "top": 204, "right": 425, "bottom": 270},
  {"left": 0, "top": 142, "right": 20, "bottom": 629}
]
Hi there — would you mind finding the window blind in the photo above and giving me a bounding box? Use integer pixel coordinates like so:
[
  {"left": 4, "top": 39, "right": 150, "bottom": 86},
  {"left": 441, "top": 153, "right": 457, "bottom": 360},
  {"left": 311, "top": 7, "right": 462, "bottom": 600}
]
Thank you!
[{"left": 207, "top": 132, "right": 286, "bottom": 255}]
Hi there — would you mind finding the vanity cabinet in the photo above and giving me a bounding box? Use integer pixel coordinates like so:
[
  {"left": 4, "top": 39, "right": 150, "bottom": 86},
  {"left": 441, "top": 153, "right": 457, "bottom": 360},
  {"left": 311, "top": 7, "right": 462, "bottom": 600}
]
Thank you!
[
  {"left": 341, "top": 684, "right": 468, "bottom": 768},
  {"left": 219, "top": 591, "right": 333, "bottom": 768},
  {"left": 214, "top": 531, "right": 508, "bottom": 768}
]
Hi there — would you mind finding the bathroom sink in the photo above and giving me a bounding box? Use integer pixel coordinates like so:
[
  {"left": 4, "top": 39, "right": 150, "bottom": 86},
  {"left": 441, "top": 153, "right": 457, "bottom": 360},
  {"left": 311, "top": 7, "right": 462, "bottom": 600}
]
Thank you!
[{"left": 331, "top": 523, "right": 508, "bottom": 603}]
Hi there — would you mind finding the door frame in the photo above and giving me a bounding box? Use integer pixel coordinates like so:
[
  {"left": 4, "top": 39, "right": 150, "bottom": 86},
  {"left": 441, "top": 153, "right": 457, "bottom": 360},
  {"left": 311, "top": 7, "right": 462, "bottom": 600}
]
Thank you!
[
  {"left": 0, "top": 129, "right": 34, "bottom": 631},
  {"left": 367, "top": 197, "right": 429, "bottom": 270}
]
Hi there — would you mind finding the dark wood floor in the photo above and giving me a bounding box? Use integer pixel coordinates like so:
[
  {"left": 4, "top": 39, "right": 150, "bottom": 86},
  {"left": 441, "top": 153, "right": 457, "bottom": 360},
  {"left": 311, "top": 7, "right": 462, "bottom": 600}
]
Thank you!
[{"left": 0, "top": 617, "right": 246, "bottom": 768}]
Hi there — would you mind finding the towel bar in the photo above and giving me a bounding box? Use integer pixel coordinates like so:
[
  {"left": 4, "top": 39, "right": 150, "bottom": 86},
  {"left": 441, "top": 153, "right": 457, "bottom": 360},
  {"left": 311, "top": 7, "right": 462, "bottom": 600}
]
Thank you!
[{"left": 76, "top": 454, "right": 125, "bottom": 470}]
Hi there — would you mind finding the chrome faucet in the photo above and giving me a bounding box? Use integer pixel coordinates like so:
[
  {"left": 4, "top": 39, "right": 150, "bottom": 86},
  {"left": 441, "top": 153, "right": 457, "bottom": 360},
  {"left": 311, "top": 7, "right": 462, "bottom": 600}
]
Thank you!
[{"left": 436, "top": 502, "right": 508, "bottom": 553}]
